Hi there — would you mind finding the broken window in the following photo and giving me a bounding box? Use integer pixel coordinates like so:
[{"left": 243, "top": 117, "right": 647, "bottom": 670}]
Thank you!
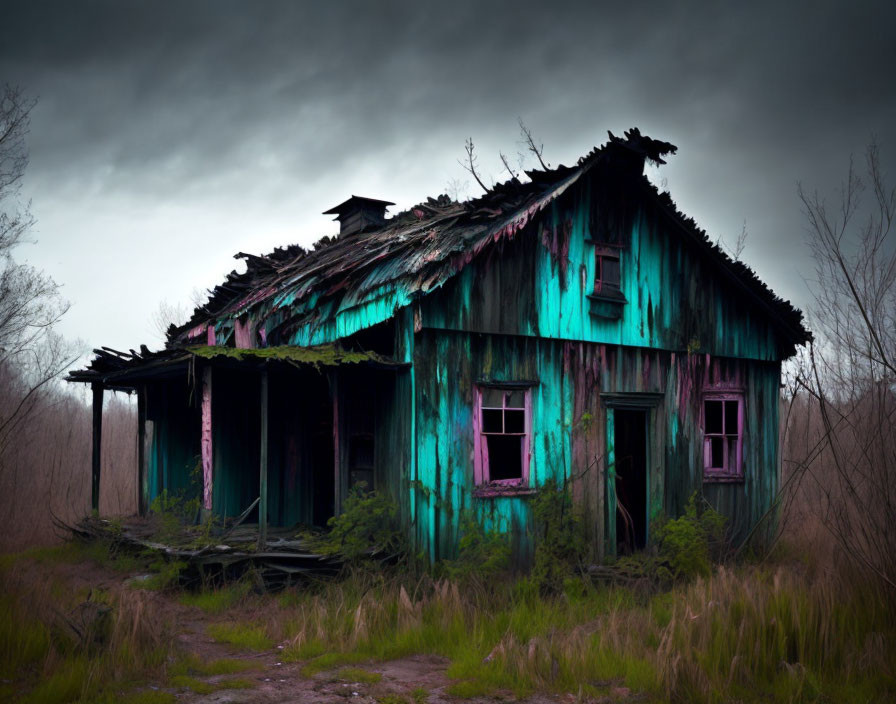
[
  {"left": 702, "top": 394, "right": 743, "bottom": 480},
  {"left": 594, "top": 245, "right": 621, "bottom": 295},
  {"left": 475, "top": 386, "right": 530, "bottom": 487}
]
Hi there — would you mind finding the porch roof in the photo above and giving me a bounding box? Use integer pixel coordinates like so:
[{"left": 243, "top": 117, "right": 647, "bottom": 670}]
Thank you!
[{"left": 67, "top": 343, "right": 407, "bottom": 391}]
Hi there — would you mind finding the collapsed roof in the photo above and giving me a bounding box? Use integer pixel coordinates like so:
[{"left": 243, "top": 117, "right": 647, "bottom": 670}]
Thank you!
[{"left": 165, "top": 128, "right": 809, "bottom": 355}]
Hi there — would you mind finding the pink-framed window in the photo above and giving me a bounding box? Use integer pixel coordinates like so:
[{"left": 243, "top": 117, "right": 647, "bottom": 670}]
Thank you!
[
  {"left": 594, "top": 245, "right": 621, "bottom": 295},
  {"left": 702, "top": 393, "right": 744, "bottom": 480},
  {"left": 473, "top": 385, "right": 531, "bottom": 487}
]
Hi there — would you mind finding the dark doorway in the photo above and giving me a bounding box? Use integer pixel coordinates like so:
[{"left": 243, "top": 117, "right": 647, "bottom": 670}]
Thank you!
[{"left": 614, "top": 409, "right": 648, "bottom": 554}]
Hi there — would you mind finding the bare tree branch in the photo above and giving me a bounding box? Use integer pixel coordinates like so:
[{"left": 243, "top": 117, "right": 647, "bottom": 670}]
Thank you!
[
  {"left": 518, "top": 117, "right": 549, "bottom": 170},
  {"left": 458, "top": 138, "right": 489, "bottom": 193}
]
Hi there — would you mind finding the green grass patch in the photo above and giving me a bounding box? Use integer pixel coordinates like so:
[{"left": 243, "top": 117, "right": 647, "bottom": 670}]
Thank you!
[
  {"left": 179, "top": 582, "right": 250, "bottom": 613},
  {"left": 299, "top": 652, "right": 367, "bottom": 677},
  {"left": 170, "top": 675, "right": 214, "bottom": 694},
  {"left": 207, "top": 622, "right": 273, "bottom": 651},
  {"left": 21, "top": 656, "right": 89, "bottom": 704},
  {"left": 171, "top": 654, "right": 258, "bottom": 676},
  {"left": 336, "top": 666, "right": 382, "bottom": 684},
  {"left": 118, "top": 691, "right": 177, "bottom": 704}
]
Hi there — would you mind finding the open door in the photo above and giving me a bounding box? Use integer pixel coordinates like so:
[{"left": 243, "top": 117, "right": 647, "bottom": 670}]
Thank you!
[{"left": 606, "top": 406, "right": 649, "bottom": 556}]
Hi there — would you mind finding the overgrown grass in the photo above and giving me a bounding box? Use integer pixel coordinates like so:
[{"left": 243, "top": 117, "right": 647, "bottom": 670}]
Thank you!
[
  {"left": 207, "top": 622, "right": 273, "bottom": 651},
  {"left": 0, "top": 538, "right": 181, "bottom": 703},
  {"left": 268, "top": 563, "right": 895, "bottom": 703},
  {"left": 4, "top": 532, "right": 894, "bottom": 703},
  {"left": 179, "top": 581, "right": 251, "bottom": 613}
]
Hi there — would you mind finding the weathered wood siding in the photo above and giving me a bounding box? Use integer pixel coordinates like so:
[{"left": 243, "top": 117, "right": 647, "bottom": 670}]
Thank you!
[
  {"left": 409, "top": 331, "right": 780, "bottom": 564},
  {"left": 420, "top": 174, "right": 785, "bottom": 362}
]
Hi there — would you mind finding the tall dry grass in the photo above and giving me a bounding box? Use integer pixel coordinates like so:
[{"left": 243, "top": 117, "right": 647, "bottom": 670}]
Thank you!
[
  {"left": 0, "top": 544, "right": 175, "bottom": 703},
  {"left": 0, "top": 368, "right": 137, "bottom": 552},
  {"left": 258, "top": 562, "right": 895, "bottom": 702}
]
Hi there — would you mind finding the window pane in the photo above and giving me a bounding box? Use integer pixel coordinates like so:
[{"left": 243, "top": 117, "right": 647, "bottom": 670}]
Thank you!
[
  {"left": 507, "top": 390, "right": 525, "bottom": 408},
  {"left": 602, "top": 257, "right": 621, "bottom": 288},
  {"left": 727, "top": 437, "right": 738, "bottom": 474},
  {"left": 482, "top": 388, "right": 503, "bottom": 407},
  {"left": 710, "top": 436, "right": 723, "bottom": 468},
  {"left": 486, "top": 435, "right": 523, "bottom": 480},
  {"left": 504, "top": 409, "right": 525, "bottom": 433},
  {"left": 482, "top": 409, "right": 503, "bottom": 433},
  {"left": 705, "top": 401, "right": 723, "bottom": 434},
  {"left": 725, "top": 400, "right": 739, "bottom": 435}
]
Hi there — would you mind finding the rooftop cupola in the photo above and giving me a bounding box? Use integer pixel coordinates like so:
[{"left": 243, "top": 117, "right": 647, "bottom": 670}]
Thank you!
[{"left": 323, "top": 195, "right": 395, "bottom": 237}]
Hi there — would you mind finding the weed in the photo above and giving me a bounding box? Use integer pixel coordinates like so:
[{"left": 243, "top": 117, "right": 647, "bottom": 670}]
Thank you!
[
  {"left": 531, "top": 479, "right": 587, "bottom": 593},
  {"left": 118, "top": 691, "right": 177, "bottom": 704},
  {"left": 378, "top": 695, "right": 410, "bottom": 704},
  {"left": 170, "top": 674, "right": 214, "bottom": 694},
  {"left": 314, "top": 487, "right": 407, "bottom": 565},
  {"left": 337, "top": 666, "right": 382, "bottom": 684},
  {"left": 170, "top": 653, "right": 257, "bottom": 676},
  {"left": 207, "top": 622, "right": 273, "bottom": 651},
  {"left": 179, "top": 580, "right": 251, "bottom": 613},
  {"left": 441, "top": 512, "right": 510, "bottom": 579},
  {"left": 411, "top": 686, "right": 428, "bottom": 703}
]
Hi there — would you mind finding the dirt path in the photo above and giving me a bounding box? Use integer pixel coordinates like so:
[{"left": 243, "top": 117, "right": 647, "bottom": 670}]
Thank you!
[{"left": 12, "top": 554, "right": 618, "bottom": 703}]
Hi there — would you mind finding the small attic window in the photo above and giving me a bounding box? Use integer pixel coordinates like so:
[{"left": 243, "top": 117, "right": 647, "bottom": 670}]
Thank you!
[
  {"left": 595, "top": 246, "right": 621, "bottom": 295},
  {"left": 588, "top": 244, "right": 626, "bottom": 319}
]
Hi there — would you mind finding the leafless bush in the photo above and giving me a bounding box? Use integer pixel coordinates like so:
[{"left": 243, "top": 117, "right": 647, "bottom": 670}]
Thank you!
[
  {"left": 0, "top": 374, "right": 136, "bottom": 551},
  {"left": 782, "top": 141, "right": 896, "bottom": 593}
]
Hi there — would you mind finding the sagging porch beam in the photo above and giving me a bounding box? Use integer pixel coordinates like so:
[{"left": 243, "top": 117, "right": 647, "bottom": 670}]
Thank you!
[
  {"left": 91, "top": 383, "right": 103, "bottom": 512},
  {"left": 201, "top": 366, "right": 213, "bottom": 519},
  {"left": 258, "top": 369, "right": 269, "bottom": 549}
]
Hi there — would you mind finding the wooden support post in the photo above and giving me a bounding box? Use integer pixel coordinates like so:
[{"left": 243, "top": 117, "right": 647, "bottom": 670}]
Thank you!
[
  {"left": 258, "top": 369, "right": 269, "bottom": 549},
  {"left": 137, "top": 386, "right": 147, "bottom": 515},
  {"left": 330, "top": 371, "right": 344, "bottom": 515},
  {"left": 605, "top": 408, "right": 616, "bottom": 559},
  {"left": 91, "top": 383, "right": 104, "bottom": 513},
  {"left": 201, "top": 366, "right": 214, "bottom": 521}
]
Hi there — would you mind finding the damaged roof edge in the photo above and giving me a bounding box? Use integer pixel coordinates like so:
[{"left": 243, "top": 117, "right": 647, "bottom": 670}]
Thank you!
[{"left": 67, "top": 343, "right": 408, "bottom": 389}]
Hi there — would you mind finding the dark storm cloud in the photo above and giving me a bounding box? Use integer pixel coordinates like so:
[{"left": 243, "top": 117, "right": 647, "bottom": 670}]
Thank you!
[{"left": 0, "top": 0, "right": 894, "bottom": 349}]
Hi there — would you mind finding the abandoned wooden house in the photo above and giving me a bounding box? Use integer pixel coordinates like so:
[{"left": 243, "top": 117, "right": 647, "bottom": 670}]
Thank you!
[{"left": 69, "top": 128, "right": 810, "bottom": 565}]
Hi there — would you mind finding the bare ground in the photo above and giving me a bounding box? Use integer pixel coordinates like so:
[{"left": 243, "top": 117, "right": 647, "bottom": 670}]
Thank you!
[{"left": 12, "top": 555, "right": 634, "bottom": 704}]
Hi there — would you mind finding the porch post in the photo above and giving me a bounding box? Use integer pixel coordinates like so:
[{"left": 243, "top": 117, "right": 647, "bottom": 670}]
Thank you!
[
  {"left": 91, "top": 383, "right": 103, "bottom": 513},
  {"left": 258, "top": 369, "right": 269, "bottom": 549},
  {"left": 137, "top": 386, "right": 147, "bottom": 515},
  {"left": 201, "top": 366, "right": 214, "bottom": 521},
  {"left": 330, "top": 370, "right": 344, "bottom": 515}
]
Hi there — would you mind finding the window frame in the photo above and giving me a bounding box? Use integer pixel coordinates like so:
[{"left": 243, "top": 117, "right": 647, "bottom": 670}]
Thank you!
[
  {"left": 473, "top": 384, "right": 531, "bottom": 489},
  {"left": 594, "top": 244, "right": 622, "bottom": 296},
  {"left": 701, "top": 392, "right": 744, "bottom": 481}
]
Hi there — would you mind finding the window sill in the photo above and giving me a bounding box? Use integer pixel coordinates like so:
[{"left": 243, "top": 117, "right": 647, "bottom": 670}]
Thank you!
[
  {"left": 587, "top": 291, "right": 627, "bottom": 320},
  {"left": 702, "top": 474, "right": 745, "bottom": 484},
  {"left": 473, "top": 483, "right": 537, "bottom": 498}
]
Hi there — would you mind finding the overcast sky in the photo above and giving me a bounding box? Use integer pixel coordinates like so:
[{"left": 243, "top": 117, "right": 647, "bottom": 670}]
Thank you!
[{"left": 1, "top": 0, "right": 894, "bottom": 356}]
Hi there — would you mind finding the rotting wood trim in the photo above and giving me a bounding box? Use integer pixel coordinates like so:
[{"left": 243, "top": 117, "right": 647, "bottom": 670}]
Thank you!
[
  {"left": 474, "top": 379, "right": 539, "bottom": 388},
  {"left": 600, "top": 392, "right": 664, "bottom": 409},
  {"left": 472, "top": 485, "right": 538, "bottom": 499}
]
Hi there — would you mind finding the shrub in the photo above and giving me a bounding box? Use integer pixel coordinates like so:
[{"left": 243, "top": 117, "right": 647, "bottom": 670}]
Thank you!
[
  {"left": 653, "top": 493, "right": 727, "bottom": 581},
  {"left": 531, "top": 479, "right": 587, "bottom": 593},
  {"left": 316, "top": 487, "right": 407, "bottom": 565},
  {"left": 442, "top": 512, "right": 511, "bottom": 579}
]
